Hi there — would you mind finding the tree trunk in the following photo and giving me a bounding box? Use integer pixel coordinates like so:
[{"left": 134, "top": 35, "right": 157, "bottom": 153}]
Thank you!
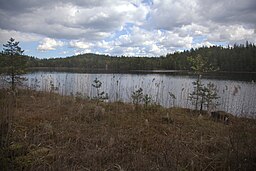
[{"left": 11, "top": 69, "right": 15, "bottom": 91}]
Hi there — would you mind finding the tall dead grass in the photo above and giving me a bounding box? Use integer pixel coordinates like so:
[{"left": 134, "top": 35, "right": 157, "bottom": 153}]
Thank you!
[{"left": 0, "top": 89, "right": 256, "bottom": 170}]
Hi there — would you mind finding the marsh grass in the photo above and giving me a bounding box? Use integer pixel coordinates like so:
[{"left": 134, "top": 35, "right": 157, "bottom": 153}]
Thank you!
[{"left": 0, "top": 89, "right": 256, "bottom": 170}]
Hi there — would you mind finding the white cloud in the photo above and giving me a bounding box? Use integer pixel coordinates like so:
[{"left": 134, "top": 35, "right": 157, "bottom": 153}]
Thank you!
[
  {"left": 69, "top": 40, "right": 93, "bottom": 49},
  {"left": 207, "top": 24, "right": 256, "bottom": 43},
  {"left": 74, "top": 49, "right": 92, "bottom": 55},
  {"left": 158, "top": 30, "right": 193, "bottom": 49},
  {"left": 177, "top": 23, "right": 209, "bottom": 37},
  {"left": 93, "top": 26, "right": 194, "bottom": 56},
  {"left": 192, "top": 41, "right": 214, "bottom": 49},
  {"left": 37, "top": 38, "right": 64, "bottom": 51},
  {"left": 0, "top": 28, "right": 42, "bottom": 44},
  {"left": 96, "top": 40, "right": 112, "bottom": 49}
]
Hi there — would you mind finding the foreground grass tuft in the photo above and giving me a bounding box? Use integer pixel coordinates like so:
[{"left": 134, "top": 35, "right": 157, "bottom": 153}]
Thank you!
[{"left": 1, "top": 89, "right": 256, "bottom": 170}]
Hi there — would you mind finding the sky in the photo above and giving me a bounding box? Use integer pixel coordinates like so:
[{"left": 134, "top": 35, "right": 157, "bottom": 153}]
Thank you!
[{"left": 0, "top": 0, "right": 256, "bottom": 58}]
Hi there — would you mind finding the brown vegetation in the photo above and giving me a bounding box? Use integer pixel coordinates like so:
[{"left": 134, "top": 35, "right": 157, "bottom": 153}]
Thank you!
[{"left": 1, "top": 89, "right": 256, "bottom": 170}]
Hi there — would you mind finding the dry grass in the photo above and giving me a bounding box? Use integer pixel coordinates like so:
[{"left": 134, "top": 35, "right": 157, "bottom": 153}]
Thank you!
[{"left": 1, "top": 89, "right": 256, "bottom": 170}]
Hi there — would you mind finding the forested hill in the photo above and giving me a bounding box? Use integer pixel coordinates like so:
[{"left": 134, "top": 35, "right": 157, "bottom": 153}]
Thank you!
[{"left": 17, "top": 43, "right": 256, "bottom": 72}]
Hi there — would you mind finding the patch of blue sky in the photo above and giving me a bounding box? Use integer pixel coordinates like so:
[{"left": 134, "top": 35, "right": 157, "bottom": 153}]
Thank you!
[
  {"left": 20, "top": 41, "right": 73, "bottom": 59},
  {"left": 142, "top": 0, "right": 153, "bottom": 5},
  {"left": 192, "top": 35, "right": 207, "bottom": 43},
  {"left": 107, "top": 23, "right": 134, "bottom": 41},
  {"left": 213, "top": 41, "right": 228, "bottom": 47},
  {"left": 18, "top": 41, "right": 38, "bottom": 57}
]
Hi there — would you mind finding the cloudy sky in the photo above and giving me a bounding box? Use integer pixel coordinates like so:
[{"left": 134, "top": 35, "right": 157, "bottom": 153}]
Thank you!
[{"left": 0, "top": 0, "right": 256, "bottom": 58}]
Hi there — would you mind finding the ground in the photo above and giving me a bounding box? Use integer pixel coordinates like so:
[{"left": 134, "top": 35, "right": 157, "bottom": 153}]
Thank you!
[{"left": 1, "top": 89, "right": 256, "bottom": 170}]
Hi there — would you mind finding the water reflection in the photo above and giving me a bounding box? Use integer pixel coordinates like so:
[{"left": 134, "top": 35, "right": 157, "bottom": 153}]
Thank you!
[{"left": 25, "top": 72, "right": 256, "bottom": 117}]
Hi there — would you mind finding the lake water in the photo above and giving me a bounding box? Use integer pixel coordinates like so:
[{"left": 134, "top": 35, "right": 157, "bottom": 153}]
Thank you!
[{"left": 6, "top": 71, "right": 256, "bottom": 117}]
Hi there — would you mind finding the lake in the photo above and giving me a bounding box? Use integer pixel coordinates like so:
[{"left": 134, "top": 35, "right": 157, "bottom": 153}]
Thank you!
[{"left": 5, "top": 71, "right": 256, "bottom": 117}]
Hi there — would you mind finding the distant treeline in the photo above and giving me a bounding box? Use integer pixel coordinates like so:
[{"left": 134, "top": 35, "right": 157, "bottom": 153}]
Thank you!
[{"left": 1, "top": 42, "right": 256, "bottom": 72}]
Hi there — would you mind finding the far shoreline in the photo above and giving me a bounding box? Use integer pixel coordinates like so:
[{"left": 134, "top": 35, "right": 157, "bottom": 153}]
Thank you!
[
  {"left": 28, "top": 67, "right": 256, "bottom": 82},
  {"left": 28, "top": 67, "right": 256, "bottom": 74}
]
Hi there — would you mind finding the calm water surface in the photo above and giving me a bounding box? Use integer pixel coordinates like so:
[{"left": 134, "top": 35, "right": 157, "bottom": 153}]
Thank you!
[{"left": 22, "top": 72, "right": 256, "bottom": 116}]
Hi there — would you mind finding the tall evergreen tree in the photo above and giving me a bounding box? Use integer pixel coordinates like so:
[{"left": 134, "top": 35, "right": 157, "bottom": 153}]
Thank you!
[{"left": 1, "top": 38, "right": 27, "bottom": 90}]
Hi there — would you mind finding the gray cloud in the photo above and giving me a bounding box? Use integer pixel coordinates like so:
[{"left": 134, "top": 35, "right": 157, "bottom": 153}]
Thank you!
[
  {"left": 0, "top": 28, "right": 42, "bottom": 44},
  {"left": 147, "top": 0, "right": 200, "bottom": 29},
  {"left": 199, "top": 0, "right": 256, "bottom": 26},
  {"left": 0, "top": 0, "right": 109, "bottom": 13},
  {"left": 0, "top": 0, "right": 148, "bottom": 40},
  {"left": 147, "top": 0, "right": 256, "bottom": 30}
]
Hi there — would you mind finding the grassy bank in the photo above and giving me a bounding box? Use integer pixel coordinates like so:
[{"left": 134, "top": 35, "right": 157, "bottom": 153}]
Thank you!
[{"left": 1, "top": 89, "right": 256, "bottom": 170}]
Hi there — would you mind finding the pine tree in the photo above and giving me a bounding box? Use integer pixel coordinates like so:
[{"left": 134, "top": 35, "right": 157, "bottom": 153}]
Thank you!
[
  {"left": 1, "top": 38, "right": 27, "bottom": 90},
  {"left": 188, "top": 55, "right": 208, "bottom": 110},
  {"left": 189, "top": 76, "right": 204, "bottom": 110},
  {"left": 188, "top": 54, "right": 217, "bottom": 111},
  {"left": 203, "top": 82, "right": 219, "bottom": 111}
]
